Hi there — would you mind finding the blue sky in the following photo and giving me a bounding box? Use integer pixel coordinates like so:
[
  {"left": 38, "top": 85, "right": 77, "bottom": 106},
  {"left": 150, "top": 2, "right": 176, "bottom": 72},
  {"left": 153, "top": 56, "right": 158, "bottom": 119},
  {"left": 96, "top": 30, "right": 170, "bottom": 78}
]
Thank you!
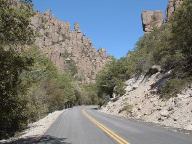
[{"left": 33, "top": 0, "right": 168, "bottom": 58}]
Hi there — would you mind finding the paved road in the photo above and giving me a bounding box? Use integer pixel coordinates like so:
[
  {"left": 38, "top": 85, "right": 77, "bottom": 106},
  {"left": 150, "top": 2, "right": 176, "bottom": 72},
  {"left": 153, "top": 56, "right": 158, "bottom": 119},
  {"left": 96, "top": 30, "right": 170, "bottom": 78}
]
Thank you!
[{"left": 43, "top": 106, "right": 192, "bottom": 144}]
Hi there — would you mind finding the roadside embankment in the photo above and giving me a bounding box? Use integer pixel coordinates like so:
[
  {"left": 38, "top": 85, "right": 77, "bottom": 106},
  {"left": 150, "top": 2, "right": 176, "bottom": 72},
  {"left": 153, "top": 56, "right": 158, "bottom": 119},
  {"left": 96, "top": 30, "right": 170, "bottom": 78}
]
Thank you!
[{"left": 101, "top": 73, "right": 192, "bottom": 131}]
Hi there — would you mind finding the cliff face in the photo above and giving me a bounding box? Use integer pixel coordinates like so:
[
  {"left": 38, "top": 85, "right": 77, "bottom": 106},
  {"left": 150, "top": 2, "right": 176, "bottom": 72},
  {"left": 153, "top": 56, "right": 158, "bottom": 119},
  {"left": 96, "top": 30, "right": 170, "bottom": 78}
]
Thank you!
[
  {"left": 167, "top": 0, "right": 183, "bottom": 21},
  {"left": 31, "top": 11, "right": 109, "bottom": 83}
]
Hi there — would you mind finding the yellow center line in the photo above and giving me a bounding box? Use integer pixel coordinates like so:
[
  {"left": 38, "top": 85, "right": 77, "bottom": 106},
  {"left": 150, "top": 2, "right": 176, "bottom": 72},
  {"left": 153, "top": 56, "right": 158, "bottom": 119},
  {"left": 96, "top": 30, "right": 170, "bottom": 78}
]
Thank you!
[{"left": 82, "top": 109, "right": 130, "bottom": 144}]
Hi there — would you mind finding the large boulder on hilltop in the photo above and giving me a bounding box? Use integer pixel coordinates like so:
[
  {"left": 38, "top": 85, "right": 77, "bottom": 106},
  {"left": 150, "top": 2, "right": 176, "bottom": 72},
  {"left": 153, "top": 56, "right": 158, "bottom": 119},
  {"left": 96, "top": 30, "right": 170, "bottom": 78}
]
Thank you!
[
  {"left": 141, "top": 11, "right": 164, "bottom": 33},
  {"left": 141, "top": 0, "right": 184, "bottom": 32}
]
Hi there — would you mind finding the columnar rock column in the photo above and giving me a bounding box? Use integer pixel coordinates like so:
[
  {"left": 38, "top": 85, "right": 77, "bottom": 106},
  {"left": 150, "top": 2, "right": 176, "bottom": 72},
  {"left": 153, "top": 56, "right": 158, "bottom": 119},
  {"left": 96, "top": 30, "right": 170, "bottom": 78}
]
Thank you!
[{"left": 166, "top": 0, "right": 183, "bottom": 21}]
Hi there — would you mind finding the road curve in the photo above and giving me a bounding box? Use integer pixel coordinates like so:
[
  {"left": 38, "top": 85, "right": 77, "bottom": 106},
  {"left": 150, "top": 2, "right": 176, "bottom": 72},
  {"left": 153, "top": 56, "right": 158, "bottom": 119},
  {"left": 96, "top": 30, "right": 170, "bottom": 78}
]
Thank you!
[{"left": 43, "top": 106, "right": 192, "bottom": 144}]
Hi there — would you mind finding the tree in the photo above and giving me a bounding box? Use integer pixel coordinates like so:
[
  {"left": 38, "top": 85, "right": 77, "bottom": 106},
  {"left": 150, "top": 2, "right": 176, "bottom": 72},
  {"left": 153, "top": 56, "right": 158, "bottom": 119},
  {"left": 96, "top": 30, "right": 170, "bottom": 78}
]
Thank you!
[
  {"left": 171, "top": 0, "right": 192, "bottom": 74},
  {"left": 0, "top": 0, "right": 34, "bottom": 46},
  {"left": 96, "top": 58, "right": 127, "bottom": 98},
  {"left": 0, "top": 0, "right": 35, "bottom": 138}
]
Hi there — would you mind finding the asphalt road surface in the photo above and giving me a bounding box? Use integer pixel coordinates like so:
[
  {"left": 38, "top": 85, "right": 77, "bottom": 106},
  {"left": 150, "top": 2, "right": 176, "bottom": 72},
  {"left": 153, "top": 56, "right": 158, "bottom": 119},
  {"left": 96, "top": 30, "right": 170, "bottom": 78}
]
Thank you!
[{"left": 43, "top": 106, "right": 192, "bottom": 144}]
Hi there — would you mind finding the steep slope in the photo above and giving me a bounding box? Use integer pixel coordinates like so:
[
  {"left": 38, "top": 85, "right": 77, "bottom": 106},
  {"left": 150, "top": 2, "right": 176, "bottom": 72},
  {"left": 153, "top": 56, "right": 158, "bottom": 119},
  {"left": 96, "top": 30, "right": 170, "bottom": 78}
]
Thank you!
[
  {"left": 101, "top": 72, "right": 192, "bottom": 130},
  {"left": 31, "top": 11, "right": 109, "bottom": 83},
  {"left": 101, "top": 0, "right": 192, "bottom": 131}
]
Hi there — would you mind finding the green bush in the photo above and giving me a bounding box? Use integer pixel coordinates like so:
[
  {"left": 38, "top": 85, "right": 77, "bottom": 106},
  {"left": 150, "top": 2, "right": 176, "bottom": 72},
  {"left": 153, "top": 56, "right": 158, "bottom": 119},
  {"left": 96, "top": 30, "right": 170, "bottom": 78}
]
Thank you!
[
  {"left": 160, "top": 77, "right": 192, "bottom": 99},
  {"left": 113, "top": 79, "right": 126, "bottom": 96},
  {"left": 119, "top": 104, "right": 133, "bottom": 114},
  {"left": 72, "top": 83, "right": 103, "bottom": 106},
  {"left": 22, "top": 47, "right": 77, "bottom": 114},
  {"left": 0, "top": 0, "right": 34, "bottom": 45},
  {"left": 159, "top": 78, "right": 185, "bottom": 99}
]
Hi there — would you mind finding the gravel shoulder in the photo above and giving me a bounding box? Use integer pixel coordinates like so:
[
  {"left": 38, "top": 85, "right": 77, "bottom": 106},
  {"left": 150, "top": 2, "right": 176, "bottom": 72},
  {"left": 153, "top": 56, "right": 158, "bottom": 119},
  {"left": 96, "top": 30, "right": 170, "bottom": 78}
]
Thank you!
[{"left": 0, "top": 110, "right": 64, "bottom": 143}]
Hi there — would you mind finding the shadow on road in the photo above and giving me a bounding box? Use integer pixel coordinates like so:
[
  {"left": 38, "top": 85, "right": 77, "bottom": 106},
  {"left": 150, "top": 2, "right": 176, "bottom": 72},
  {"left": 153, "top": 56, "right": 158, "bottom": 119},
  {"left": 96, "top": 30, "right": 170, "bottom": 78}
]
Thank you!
[
  {"left": 91, "top": 107, "right": 98, "bottom": 110},
  {"left": 3, "top": 135, "right": 71, "bottom": 144}
]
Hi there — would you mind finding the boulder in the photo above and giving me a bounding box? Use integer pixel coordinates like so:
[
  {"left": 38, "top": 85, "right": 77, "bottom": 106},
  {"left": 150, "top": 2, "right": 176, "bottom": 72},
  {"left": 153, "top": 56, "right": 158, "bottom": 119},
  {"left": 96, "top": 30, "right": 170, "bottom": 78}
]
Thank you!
[
  {"left": 160, "top": 110, "right": 170, "bottom": 117},
  {"left": 141, "top": 11, "right": 163, "bottom": 32},
  {"left": 74, "top": 23, "right": 81, "bottom": 33},
  {"left": 146, "top": 65, "right": 162, "bottom": 77}
]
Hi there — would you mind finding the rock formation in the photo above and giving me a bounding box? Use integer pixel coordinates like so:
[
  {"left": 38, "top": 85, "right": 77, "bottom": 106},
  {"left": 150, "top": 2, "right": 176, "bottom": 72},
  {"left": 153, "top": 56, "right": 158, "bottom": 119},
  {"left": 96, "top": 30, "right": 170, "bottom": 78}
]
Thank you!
[
  {"left": 141, "top": 0, "right": 183, "bottom": 32},
  {"left": 141, "top": 11, "right": 164, "bottom": 33},
  {"left": 166, "top": 0, "right": 183, "bottom": 21},
  {"left": 31, "top": 11, "right": 109, "bottom": 83}
]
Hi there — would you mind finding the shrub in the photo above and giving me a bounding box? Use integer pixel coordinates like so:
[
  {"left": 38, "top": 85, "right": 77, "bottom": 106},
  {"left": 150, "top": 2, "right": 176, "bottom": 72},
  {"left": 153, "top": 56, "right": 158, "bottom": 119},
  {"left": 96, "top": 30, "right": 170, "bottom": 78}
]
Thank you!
[
  {"left": 113, "top": 79, "right": 126, "bottom": 96},
  {"left": 160, "top": 77, "right": 192, "bottom": 99},
  {"left": 119, "top": 104, "right": 133, "bottom": 114}
]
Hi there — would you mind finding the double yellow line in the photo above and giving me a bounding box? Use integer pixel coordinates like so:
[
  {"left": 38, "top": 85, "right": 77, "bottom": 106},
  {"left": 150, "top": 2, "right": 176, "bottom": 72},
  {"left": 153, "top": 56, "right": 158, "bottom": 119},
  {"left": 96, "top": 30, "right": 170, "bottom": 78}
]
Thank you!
[{"left": 82, "top": 110, "right": 130, "bottom": 144}]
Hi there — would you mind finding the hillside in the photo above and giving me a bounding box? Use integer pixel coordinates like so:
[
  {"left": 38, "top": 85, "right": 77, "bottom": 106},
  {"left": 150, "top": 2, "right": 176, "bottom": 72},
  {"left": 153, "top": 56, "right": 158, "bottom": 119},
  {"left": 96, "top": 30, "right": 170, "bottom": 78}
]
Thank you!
[
  {"left": 101, "top": 73, "right": 192, "bottom": 130},
  {"left": 99, "top": 0, "right": 192, "bottom": 131}
]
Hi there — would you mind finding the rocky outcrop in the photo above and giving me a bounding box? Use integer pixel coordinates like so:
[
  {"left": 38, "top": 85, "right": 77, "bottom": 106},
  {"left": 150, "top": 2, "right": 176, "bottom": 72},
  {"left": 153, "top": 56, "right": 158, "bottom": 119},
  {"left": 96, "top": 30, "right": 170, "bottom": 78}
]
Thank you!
[
  {"left": 141, "top": 11, "right": 163, "bottom": 33},
  {"left": 167, "top": 0, "right": 183, "bottom": 21},
  {"left": 141, "top": 0, "right": 183, "bottom": 32},
  {"left": 31, "top": 11, "right": 110, "bottom": 83}
]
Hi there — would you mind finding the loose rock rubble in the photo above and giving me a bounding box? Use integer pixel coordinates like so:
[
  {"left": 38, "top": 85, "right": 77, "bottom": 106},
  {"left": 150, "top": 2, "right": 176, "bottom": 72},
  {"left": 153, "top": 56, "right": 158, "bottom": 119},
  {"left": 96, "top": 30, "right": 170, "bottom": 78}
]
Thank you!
[{"left": 101, "top": 73, "right": 192, "bottom": 131}]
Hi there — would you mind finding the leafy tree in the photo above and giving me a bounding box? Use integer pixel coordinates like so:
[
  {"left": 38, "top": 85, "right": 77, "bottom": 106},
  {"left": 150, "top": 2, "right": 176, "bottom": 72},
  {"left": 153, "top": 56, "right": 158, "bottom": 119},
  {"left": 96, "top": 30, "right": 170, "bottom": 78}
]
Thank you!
[
  {"left": 0, "top": 0, "right": 34, "bottom": 138},
  {"left": 0, "top": 0, "right": 34, "bottom": 45},
  {"left": 0, "top": 48, "right": 33, "bottom": 138},
  {"left": 81, "top": 84, "right": 100, "bottom": 105},
  {"left": 96, "top": 58, "right": 127, "bottom": 98},
  {"left": 21, "top": 47, "right": 77, "bottom": 119},
  {"left": 46, "top": 73, "right": 76, "bottom": 112}
]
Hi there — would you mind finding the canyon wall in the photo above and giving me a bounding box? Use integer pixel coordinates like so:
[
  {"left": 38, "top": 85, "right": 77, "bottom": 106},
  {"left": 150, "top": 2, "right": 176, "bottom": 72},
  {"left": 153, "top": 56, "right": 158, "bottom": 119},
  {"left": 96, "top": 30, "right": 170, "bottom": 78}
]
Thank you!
[{"left": 31, "top": 11, "right": 110, "bottom": 83}]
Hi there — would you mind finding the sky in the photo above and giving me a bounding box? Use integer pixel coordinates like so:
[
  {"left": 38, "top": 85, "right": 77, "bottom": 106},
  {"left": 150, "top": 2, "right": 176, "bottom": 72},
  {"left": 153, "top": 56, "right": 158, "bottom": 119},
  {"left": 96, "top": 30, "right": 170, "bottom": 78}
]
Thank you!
[{"left": 33, "top": 0, "right": 168, "bottom": 58}]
